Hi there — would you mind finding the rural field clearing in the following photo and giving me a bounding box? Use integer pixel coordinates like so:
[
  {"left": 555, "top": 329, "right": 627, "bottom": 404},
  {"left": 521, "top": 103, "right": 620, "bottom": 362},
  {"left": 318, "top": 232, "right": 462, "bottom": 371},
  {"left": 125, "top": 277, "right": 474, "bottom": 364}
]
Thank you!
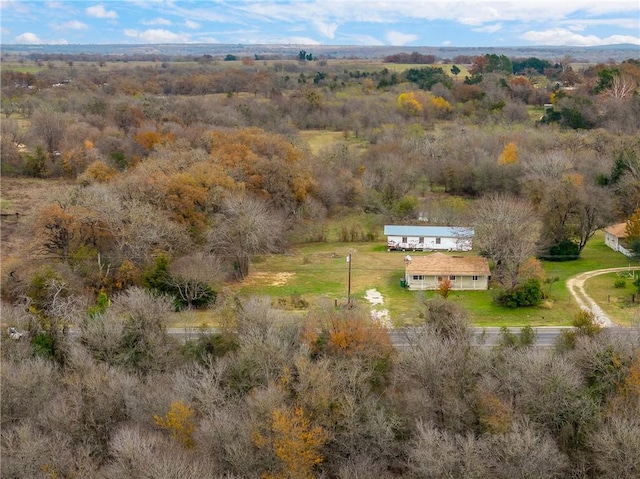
[{"left": 212, "top": 231, "right": 637, "bottom": 328}]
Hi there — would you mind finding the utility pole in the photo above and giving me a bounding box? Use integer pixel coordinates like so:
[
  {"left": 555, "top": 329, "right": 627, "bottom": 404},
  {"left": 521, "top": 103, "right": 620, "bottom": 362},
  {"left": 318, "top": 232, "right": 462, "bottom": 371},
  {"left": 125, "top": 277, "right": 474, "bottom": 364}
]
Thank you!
[{"left": 346, "top": 253, "right": 352, "bottom": 307}]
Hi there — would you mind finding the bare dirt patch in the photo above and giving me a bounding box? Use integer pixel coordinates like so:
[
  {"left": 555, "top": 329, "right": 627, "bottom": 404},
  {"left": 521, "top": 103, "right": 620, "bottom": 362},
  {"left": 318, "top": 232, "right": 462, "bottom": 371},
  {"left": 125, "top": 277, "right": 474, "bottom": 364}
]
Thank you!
[{"left": 242, "top": 271, "right": 296, "bottom": 287}]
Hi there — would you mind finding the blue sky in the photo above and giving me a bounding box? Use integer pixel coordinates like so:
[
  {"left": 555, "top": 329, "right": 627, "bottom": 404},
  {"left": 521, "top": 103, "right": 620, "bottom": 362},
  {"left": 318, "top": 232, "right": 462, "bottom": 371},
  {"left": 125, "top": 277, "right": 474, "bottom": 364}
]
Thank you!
[{"left": 1, "top": 0, "right": 639, "bottom": 47}]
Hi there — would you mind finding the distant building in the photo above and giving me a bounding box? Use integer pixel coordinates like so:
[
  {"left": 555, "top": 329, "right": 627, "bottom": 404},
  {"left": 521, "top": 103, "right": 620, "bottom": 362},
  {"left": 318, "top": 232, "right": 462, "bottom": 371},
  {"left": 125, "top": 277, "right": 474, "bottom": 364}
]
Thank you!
[
  {"left": 404, "top": 252, "right": 490, "bottom": 291},
  {"left": 605, "top": 223, "right": 632, "bottom": 257},
  {"left": 384, "top": 225, "right": 473, "bottom": 252}
]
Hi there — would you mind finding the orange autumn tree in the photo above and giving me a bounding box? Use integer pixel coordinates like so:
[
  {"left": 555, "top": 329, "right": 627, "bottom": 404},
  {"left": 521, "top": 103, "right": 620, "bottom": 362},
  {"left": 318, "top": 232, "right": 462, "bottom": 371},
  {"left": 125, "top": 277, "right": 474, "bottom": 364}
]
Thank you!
[
  {"left": 34, "top": 203, "right": 79, "bottom": 262},
  {"left": 605, "top": 352, "right": 640, "bottom": 417},
  {"left": 397, "top": 92, "right": 424, "bottom": 116},
  {"left": 477, "top": 391, "right": 513, "bottom": 434},
  {"left": 153, "top": 400, "right": 196, "bottom": 448},
  {"left": 625, "top": 207, "right": 640, "bottom": 241},
  {"left": 34, "top": 203, "right": 112, "bottom": 262},
  {"left": 429, "top": 95, "right": 453, "bottom": 118},
  {"left": 303, "top": 308, "right": 394, "bottom": 359},
  {"left": 498, "top": 141, "right": 519, "bottom": 165},
  {"left": 252, "top": 405, "right": 328, "bottom": 479},
  {"left": 437, "top": 278, "right": 453, "bottom": 299},
  {"left": 80, "top": 160, "right": 118, "bottom": 184},
  {"left": 209, "top": 128, "right": 314, "bottom": 214},
  {"left": 134, "top": 129, "right": 175, "bottom": 153},
  {"left": 302, "top": 308, "right": 395, "bottom": 388},
  {"left": 164, "top": 172, "right": 210, "bottom": 233},
  {"left": 121, "top": 147, "right": 237, "bottom": 237}
]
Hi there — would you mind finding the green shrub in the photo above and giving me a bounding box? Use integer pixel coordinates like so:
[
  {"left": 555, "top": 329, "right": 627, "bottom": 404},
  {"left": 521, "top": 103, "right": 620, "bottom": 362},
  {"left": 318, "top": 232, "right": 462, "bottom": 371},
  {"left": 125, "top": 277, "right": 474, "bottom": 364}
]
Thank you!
[
  {"left": 539, "top": 240, "right": 580, "bottom": 261},
  {"left": 613, "top": 278, "right": 626, "bottom": 289},
  {"left": 23, "top": 147, "right": 48, "bottom": 178},
  {"left": 494, "top": 279, "right": 544, "bottom": 308},
  {"left": 498, "top": 325, "right": 537, "bottom": 349},
  {"left": 31, "top": 332, "right": 54, "bottom": 359},
  {"left": 556, "top": 310, "right": 602, "bottom": 351},
  {"left": 143, "top": 256, "right": 216, "bottom": 310},
  {"left": 184, "top": 333, "right": 239, "bottom": 364}
]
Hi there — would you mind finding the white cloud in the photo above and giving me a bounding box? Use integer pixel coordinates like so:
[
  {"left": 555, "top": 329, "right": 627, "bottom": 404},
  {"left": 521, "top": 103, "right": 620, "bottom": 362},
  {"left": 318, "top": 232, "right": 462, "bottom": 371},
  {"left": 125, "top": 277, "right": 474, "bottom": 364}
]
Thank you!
[
  {"left": 340, "top": 33, "right": 385, "bottom": 46},
  {"left": 274, "top": 36, "right": 321, "bottom": 45},
  {"left": 240, "top": 34, "right": 321, "bottom": 45},
  {"left": 521, "top": 28, "right": 640, "bottom": 46},
  {"left": 1, "top": 0, "right": 31, "bottom": 14},
  {"left": 385, "top": 30, "right": 418, "bottom": 46},
  {"left": 124, "top": 28, "right": 191, "bottom": 43},
  {"left": 14, "top": 32, "right": 42, "bottom": 43},
  {"left": 442, "top": 40, "right": 452, "bottom": 46},
  {"left": 86, "top": 4, "right": 118, "bottom": 19},
  {"left": 313, "top": 20, "right": 338, "bottom": 39},
  {"left": 53, "top": 20, "right": 89, "bottom": 31},
  {"left": 473, "top": 23, "right": 503, "bottom": 34},
  {"left": 233, "top": 1, "right": 639, "bottom": 29},
  {"left": 185, "top": 20, "right": 200, "bottom": 29},
  {"left": 141, "top": 17, "right": 172, "bottom": 26},
  {"left": 196, "top": 36, "right": 220, "bottom": 43}
]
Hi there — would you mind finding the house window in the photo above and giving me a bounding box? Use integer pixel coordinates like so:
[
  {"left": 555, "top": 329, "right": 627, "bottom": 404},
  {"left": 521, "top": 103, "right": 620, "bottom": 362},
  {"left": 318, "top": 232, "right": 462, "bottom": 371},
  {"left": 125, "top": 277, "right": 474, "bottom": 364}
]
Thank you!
[
  {"left": 402, "top": 237, "right": 407, "bottom": 243},
  {"left": 472, "top": 275, "right": 478, "bottom": 281},
  {"left": 413, "top": 275, "right": 424, "bottom": 280},
  {"left": 435, "top": 237, "right": 441, "bottom": 245},
  {"left": 419, "top": 237, "right": 424, "bottom": 243},
  {"left": 449, "top": 276, "right": 456, "bottom": 280}
]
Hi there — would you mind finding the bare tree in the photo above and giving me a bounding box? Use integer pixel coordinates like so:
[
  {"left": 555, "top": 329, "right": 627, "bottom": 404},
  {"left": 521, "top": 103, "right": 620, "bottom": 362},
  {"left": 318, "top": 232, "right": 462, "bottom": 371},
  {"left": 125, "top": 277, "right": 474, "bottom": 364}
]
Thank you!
[
  {"left": 166, "top": 253, "right": 224, "bottom": 309},
  {"left": 407, "top": 421, "right": 485, "bottom": 478},
  {"left": 1, "top": 422, "right": 84, "bottom": 479},
  {"left": 608, "top": 73, "right": 637, "bottom": 100},
  {"left": 208, "top": 195, "right": 287, "bottom": 281},
  {"left": 473, "top": 194, "right": 540, "bottom": 288},
  {"left": 106, "top": 287, "right": 182, "bottom": 374},
  {"left": 538, "top": 179, "right": 612, "bottom": 256},
  {"left": 588, "top": 417, "right": 640, "bottom": 479},
  {"left": 395, "top": 327, "right": 485, "bottom": 434},
  {"left": 490, "top": 348, "right": 594, "bottom": 451},
  {"left": 483, "top": 421, "right": 569, "bottom": 478},
  {"left": 1, "top": 358, "right": 59, "bottom": 428},
  {"left": 521, "top": 150, "right": 572, "bottom": 180},
  {"left": 29, "top": 106, "right": 69, "bottom": 160},
  {"left": 75, "top": 185, "right": 193, "bottom": 264},
  {"left": 102, "top": 426, "right": 218, "bottom": 479}
]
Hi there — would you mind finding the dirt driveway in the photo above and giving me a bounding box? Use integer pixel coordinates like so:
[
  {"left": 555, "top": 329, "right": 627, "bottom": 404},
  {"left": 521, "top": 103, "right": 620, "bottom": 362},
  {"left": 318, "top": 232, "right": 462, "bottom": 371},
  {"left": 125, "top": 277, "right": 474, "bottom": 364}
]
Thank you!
[{"left": 566, "top": 267, "right": 640, "bottom": 326}]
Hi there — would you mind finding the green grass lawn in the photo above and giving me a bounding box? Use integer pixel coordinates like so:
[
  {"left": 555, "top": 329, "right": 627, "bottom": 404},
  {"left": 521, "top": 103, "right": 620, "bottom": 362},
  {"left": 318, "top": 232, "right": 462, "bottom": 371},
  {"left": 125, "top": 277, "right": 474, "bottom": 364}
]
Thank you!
[
  {"left": 0, "top": 63, "right": 46, "bottom": 74},
  {"left": 584, "top": 272, "right": 640, "bottom": 325},
  {"left": 195, "top": 230, "right": 637, "bottom": 328}
]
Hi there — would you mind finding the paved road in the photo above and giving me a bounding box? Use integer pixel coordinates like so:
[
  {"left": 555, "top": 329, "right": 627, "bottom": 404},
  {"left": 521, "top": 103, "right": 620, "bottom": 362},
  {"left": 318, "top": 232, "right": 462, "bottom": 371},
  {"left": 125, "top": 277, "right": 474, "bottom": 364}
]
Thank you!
[
  {"left": 566, "top": 266, "right": 640, "bottom": 327},
  {"left": 168, "top": 326, "right": 570, "bottom": 349},
  {"left": 98, "top": 268, "right": 640, "bottom": 350}
]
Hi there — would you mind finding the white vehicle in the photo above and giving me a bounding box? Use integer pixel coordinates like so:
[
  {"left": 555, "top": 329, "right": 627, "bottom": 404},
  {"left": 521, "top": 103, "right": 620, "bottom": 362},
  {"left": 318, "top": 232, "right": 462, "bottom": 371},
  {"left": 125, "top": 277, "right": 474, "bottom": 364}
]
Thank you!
[{"left": 7, "top": 327, "right": 26, "bottom": 340}]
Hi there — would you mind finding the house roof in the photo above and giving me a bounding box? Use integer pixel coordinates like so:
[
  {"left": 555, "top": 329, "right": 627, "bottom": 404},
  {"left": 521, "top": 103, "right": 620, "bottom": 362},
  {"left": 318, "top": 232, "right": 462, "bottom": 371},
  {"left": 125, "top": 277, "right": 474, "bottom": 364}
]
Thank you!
[
  {"left": 384, "top": 225, "right": 473, "bottom": 237},
  {"left": 405, "top": 253, "right": 490, "bottom": 276},
  {"left": 605, "top": 223, "right": 627, "bottom": 238}
]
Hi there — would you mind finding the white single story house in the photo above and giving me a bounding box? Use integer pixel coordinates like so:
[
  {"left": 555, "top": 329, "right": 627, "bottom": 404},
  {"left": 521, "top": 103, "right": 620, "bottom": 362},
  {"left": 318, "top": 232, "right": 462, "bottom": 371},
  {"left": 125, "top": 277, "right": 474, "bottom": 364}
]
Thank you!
[
  {"left": 385, "top": 225, "right": 473, "bottom": 252},
  {"left": 605, "top": 223, "right": 632, "bottom": 256},
  {"left": 404, "top": 252, "right": 490, "bottom": 291}
]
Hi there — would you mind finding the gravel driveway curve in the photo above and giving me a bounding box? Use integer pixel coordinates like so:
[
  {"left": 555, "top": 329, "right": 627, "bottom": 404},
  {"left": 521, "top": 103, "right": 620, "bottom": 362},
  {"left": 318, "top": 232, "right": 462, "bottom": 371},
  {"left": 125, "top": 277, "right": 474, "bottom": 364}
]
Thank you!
[{"left": 566, "top": 267, "right": 640, "bottom": 327}]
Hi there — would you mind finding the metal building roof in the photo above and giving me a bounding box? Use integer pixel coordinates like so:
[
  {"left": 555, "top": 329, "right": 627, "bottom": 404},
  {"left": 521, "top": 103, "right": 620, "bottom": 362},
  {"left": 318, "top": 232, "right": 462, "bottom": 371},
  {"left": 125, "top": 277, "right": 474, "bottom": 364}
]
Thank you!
[{"left": 384, "top": 225, "right": 474, "bottom": 237}]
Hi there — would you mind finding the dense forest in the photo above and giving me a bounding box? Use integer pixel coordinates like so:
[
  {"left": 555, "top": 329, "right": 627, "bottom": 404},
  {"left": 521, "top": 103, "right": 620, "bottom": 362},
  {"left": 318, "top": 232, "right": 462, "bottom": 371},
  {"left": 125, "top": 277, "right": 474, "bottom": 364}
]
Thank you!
[{"left": 1, "top": 51, "right": 640, "bottom": 477}]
